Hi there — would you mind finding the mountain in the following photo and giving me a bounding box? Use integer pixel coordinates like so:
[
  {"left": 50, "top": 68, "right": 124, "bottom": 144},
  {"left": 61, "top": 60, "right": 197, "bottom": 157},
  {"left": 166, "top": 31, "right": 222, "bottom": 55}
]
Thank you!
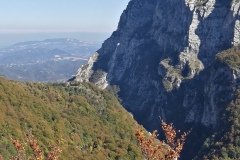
[
  {"left": 0, "top": 38, "right": 100, "bottom": 82},
  {"left": 74, "top": 0, "right": 240, "bottom": 159},
  {"left": 0, "top": 77, "right": 142, "bottom": 159}
]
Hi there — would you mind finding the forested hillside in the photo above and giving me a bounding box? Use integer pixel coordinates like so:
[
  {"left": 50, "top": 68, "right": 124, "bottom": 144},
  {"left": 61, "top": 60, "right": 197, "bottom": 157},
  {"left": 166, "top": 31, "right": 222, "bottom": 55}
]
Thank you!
[{"left": 0, "top": 78, "right": 142, "bottom": 159}]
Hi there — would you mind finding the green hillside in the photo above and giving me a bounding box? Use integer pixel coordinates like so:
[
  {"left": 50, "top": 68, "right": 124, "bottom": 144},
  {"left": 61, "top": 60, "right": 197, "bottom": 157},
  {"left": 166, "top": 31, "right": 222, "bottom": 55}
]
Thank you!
[{"left": 0, "top": 78, "right": 142, "bottom": 159}]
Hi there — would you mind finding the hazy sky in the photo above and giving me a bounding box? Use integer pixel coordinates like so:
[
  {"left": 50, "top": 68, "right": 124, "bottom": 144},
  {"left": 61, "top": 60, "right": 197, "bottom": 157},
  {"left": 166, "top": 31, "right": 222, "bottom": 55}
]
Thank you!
[{"left": 0, "top": 0, "right": 130, "bottom": 33}]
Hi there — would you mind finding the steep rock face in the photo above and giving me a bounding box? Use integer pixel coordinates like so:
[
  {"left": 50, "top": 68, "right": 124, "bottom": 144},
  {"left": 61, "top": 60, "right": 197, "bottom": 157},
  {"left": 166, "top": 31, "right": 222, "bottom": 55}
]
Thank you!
[
  {"left": 183, "top": 61, "right": 235, "bottom": 127},
  {"left": 76, "top": 0, "right": 240, "bottom": 128},
  {"left": 75, "top": 0, "right": 240, "bottom": 158}
]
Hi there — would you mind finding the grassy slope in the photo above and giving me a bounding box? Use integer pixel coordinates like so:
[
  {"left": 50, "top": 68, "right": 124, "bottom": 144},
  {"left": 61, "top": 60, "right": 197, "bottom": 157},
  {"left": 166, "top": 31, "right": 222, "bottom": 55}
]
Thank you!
[{"left": 0, "top": 78, "right": 142, "bottom": 159}]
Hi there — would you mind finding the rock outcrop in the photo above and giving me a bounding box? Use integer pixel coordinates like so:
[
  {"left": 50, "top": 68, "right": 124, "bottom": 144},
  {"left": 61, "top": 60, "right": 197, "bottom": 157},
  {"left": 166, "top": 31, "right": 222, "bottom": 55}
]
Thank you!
[{"left": 75, "top": 53, "right": 98, "bottom": 82}]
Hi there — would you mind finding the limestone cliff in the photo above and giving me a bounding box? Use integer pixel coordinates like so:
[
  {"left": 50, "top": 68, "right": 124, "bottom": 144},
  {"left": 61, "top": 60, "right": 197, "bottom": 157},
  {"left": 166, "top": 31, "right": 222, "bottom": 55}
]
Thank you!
[{"left": 74, "top": 0, "right": 240, "bottom": 159}]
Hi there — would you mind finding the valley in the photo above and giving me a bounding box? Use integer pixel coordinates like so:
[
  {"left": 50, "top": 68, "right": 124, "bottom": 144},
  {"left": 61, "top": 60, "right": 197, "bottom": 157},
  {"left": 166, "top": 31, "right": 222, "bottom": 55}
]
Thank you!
[{"left": 0, "top": 38, "right": 100, "bottom": 82}]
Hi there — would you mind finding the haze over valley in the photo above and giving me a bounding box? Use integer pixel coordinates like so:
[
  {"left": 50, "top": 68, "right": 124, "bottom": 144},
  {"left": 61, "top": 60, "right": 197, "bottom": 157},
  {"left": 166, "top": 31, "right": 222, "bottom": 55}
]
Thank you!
[{"left": 0, "top": 38, "right": 101, "bottom": 82}]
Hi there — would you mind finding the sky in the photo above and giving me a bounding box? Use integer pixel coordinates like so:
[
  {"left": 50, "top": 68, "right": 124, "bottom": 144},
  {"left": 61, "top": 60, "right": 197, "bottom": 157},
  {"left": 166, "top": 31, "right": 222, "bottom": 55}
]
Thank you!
[{"left": 0, "top": 0, "right": 130, "bottom": 33}]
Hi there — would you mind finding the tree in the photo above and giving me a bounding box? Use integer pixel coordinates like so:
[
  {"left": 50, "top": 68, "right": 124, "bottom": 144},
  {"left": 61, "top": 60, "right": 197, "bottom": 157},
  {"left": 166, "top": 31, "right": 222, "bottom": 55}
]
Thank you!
[{"left": 135, "top": 119, "right": 190, "bottom": 160}]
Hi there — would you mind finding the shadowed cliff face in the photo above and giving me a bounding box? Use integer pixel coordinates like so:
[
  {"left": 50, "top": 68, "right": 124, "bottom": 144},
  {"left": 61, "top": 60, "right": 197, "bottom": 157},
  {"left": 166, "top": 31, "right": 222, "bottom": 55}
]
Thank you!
[
  {"left": 75, "top": 0, "right": 240, "bottom": 158},
  {"left": 83, "top": 0, "right": 240, "bottom": 125}
]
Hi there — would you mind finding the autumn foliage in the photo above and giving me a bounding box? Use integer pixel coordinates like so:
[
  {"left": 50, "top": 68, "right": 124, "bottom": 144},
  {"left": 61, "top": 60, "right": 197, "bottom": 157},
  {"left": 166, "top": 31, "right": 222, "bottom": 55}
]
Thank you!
[
  {"left": 10, "top": 128, "right": 61, "bottom": 160},
  {"left": 135, "top": 119, "right": 190, "bottom": 160}
]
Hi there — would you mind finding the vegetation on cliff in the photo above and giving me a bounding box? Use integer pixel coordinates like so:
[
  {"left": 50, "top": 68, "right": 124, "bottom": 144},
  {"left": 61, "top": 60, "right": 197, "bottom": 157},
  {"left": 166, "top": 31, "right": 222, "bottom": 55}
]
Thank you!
[
  {"left": 196, "top": 46, "right": 240, "bottom": 159},
  {"left": 216, "top": 45, "right": 240, "bottom": 70}
]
